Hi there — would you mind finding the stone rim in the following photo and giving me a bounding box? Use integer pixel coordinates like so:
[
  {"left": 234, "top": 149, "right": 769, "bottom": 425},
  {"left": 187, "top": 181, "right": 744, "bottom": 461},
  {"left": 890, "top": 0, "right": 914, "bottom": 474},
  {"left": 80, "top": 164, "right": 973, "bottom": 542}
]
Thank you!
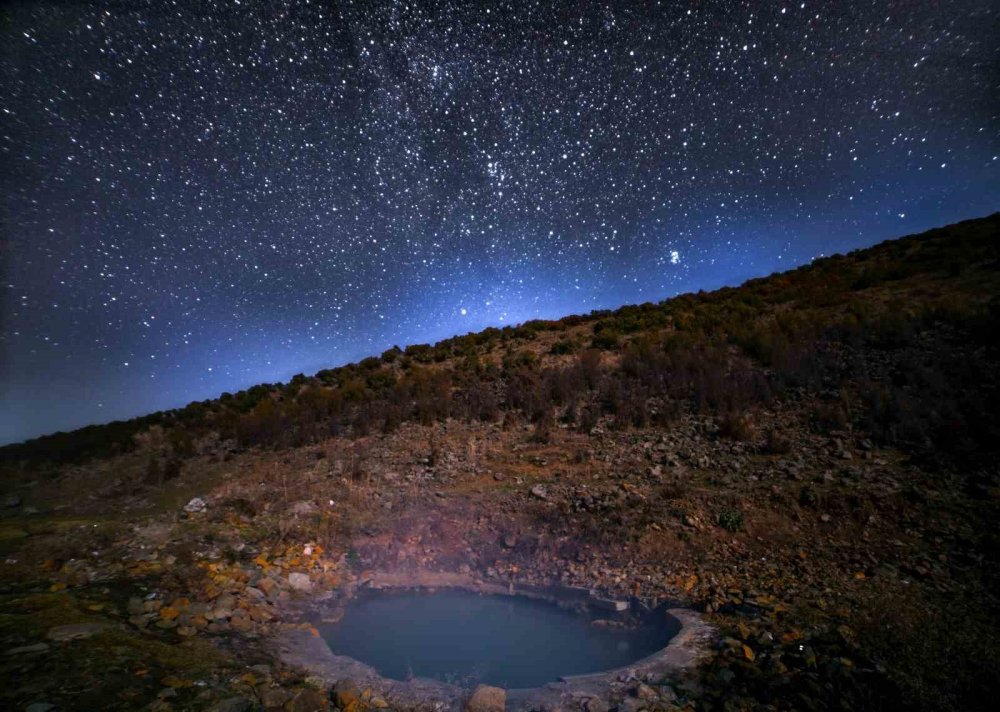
[{"left": 273, "top": 571, "right": 715, "bottom": 711}]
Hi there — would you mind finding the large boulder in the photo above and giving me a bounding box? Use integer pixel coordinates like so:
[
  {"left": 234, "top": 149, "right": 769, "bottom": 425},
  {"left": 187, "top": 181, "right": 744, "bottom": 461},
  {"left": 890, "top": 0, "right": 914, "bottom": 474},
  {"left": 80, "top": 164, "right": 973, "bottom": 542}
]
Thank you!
[{"left": 465, "top": 685, "right": 505, "bottom": 712}]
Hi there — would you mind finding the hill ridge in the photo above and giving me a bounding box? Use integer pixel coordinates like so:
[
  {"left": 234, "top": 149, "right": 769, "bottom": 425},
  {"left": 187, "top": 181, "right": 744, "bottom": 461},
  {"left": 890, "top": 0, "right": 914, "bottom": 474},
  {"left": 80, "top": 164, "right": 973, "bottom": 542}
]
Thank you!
[{"left": 3, "top": 212, "right": 998, "bottom": 464}]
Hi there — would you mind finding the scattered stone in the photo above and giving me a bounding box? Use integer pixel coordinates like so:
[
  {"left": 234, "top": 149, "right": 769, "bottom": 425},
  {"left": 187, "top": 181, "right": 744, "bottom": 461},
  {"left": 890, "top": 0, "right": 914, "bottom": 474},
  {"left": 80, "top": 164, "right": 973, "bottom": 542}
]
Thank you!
[
  {"left": 530, "top": 484, "right": 548, "bottom": 500},
  {"left": 4, "top": 494, "right": 21, "bottom": 508},
  {"left": 288, "top": 572, "right": 312, "bottom": 592},
  {"left": 183, "top": 497, "right": 207, "bottom": 513},
  {"left": 465, "top": 685, "right": 505, "bottom": 712}
]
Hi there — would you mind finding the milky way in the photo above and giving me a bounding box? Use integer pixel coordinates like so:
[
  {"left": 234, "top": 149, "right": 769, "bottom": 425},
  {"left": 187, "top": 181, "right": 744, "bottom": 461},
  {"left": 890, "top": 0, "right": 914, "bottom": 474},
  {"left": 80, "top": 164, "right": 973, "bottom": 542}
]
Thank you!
[{"left": 1, "top": 1, "right": 997, "bottom": 443}]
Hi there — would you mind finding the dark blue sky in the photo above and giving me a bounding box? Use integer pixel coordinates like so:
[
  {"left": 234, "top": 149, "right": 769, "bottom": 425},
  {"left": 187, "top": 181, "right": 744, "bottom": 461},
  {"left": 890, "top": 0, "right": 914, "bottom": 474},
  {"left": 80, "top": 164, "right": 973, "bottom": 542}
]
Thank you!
[{"left": 2, "top": 1, "right": 997, "bottom": 445}]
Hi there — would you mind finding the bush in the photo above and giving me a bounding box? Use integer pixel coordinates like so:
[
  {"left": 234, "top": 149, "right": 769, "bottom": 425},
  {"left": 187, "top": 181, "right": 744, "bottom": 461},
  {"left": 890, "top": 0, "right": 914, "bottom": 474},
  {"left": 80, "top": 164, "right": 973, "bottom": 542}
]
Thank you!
[
  {"left": 591, "top": 329, "right": 621, "bottom": 350},
  {"left": 762, "top": 428, "right": 792, "bottom": 454},
  {"left": 549, "top": 338, "right": 576, "bottom": 355},
  {"left": 717, "top": 508, "right": 745, "bottom": 532},
  {"left": 719, "top": 410, "right": 755, "bottom": 441},
  {"left": 812, "top": 401, "right": 849, "bottom": 434}
]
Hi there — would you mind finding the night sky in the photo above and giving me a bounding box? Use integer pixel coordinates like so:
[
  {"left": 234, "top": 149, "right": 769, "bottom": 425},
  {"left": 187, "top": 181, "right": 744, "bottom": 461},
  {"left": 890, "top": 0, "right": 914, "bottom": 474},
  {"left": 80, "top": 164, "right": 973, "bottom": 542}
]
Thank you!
[{"left": 1, "top": 1, "right": 997, "bottom": 445}]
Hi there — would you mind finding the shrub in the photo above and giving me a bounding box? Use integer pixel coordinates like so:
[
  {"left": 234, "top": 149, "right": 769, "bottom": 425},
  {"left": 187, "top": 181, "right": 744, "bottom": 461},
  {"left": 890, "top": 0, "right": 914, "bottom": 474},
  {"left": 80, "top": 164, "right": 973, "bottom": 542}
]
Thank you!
[
  {"left": 380, "top": 346, "right": 402, "bottom": 363},
  {"left": 719, "top": 410, "right": 755, "bottom": 441},
  {"left": 549, "top": 338, "right": 576, "bottom": 355},
  {"left": 717, "top": 508, "right": 745, "bottom": 532},
  {"left": 591, "top": 329, "right": 621, "bottom": 350},
  {"left": 762, "top": 428, "right": 792, "bottom": 454},
  {"left": 812, "top": 401, "right": 849, "bottom": 434}
]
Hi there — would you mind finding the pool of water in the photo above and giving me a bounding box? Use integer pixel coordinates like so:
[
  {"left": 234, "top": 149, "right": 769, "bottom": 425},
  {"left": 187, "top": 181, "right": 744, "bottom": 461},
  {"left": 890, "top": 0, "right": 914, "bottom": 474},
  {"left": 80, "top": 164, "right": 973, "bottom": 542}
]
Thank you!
[{"left": 319, "top": 589, "right": 678, "bottom": 688}]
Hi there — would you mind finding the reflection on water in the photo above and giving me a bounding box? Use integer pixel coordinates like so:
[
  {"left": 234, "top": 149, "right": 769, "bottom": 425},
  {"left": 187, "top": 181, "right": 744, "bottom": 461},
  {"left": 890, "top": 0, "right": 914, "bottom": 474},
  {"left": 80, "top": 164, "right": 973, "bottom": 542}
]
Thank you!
[{"left": 320, "top": 590, "right": 678, "bottom": 688}]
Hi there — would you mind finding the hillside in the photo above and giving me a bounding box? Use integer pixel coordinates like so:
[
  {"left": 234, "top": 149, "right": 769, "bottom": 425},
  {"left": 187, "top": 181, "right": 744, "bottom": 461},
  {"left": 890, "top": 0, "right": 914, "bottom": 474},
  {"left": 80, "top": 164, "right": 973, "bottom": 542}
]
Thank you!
[{"left": 1, "top": 213, "right": 998, "bottom": 711}]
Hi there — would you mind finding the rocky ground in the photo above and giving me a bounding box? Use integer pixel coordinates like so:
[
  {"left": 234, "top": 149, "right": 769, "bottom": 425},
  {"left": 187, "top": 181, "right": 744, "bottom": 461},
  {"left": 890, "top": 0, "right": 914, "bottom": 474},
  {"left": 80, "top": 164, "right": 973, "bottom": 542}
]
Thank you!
[{"left": 2, "top": 394, "right": 996, "bottom": 711}]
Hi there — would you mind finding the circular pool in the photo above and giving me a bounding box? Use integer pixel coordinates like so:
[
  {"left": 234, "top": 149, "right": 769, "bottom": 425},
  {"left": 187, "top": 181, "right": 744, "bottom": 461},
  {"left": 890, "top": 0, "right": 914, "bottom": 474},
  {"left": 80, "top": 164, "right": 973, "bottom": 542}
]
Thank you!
[{"left": 319, "top": 589, "right": 679, "bottom": 689}]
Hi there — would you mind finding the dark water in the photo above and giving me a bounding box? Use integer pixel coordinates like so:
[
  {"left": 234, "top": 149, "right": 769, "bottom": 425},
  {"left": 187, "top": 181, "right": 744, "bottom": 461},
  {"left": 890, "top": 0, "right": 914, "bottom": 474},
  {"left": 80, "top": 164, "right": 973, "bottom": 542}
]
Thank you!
[{"left": 319, "top": 590, "right": 677, "bottom": 688}]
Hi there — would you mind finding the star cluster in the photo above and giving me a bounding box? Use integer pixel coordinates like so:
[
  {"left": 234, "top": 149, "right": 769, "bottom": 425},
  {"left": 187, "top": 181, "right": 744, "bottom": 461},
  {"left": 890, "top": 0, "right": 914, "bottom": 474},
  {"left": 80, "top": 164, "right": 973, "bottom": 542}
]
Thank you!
[{"left": 2, "top": 1, "right": 997, "bottom": 443}]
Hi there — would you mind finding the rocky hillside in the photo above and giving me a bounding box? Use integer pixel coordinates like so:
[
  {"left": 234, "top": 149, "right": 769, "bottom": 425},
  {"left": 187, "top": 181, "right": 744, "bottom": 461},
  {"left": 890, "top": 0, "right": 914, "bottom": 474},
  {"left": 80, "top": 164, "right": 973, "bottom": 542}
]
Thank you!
[{"left": 1, "top": 213, "right": 998, "bottom": 712}]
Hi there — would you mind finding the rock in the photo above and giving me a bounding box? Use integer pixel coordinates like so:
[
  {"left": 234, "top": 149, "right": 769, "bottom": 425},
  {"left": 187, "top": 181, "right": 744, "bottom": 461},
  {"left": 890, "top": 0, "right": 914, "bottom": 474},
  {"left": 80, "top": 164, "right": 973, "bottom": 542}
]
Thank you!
[
  {"left": 290, "top": 501, "right": 316, "bottom": 516},
  {"left": 617, "top": 697, "right": 646, "bottom": 712},
  {"left": 634, "top": 683, "right": 658, "bottom": 700},
  {"left": 260, "top": 688, "right": 292, "bottom": 708},
  {"left": 143, "top": 598, "right": 163, "bottom": 613},
  {"left": 658, "top": 686, "right": 678, "bottom": 703},
  {"left": 229, "top": 613, "right": 253, "bottom": 632},
  {"left": 25, "top": 703, "right": 56, "bottom": 712},
  {"left": 184, "top": 497, "right": 207, "bottom": 513},
  {"left": 127, "top": 597, "right": 145, "bottom": 615},
  {"left": 332, "top": 680, "right": 362, "bottom": 710},
  {"left": 212, "top": 593, "right": 236, "bottom": 619},
  {"left": 530, "top": 484, "right": 548, "bottom": 500},
  {"left": 46, "top": 622, "right": 110, "bottom": 641},
  {"left": 208, "top": 697, "right": 252, "bottom": 712},
  {"left": 465, "top": 685, "right": 505, "bottom": 712},
  {"left": 288, "top": 572, "right": 312, "bottom": 592},
  {"left": 4, "top": 494, "right": 21, "bottom": 508},
  {"left": 583, "top": 698, "right": 610, "bottom": 712},
  {"left": 288, "top": 688, "right": 329, "bottom": 711},
  {"left": 5, "top": 643, "right": 49, "bottom": 655}
]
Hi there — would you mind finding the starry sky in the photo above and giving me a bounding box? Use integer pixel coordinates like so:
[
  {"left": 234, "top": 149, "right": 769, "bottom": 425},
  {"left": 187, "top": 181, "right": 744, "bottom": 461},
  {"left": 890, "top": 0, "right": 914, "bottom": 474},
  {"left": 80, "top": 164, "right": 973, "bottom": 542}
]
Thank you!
[{"left": 1, "top": 1, "right": 997, "bottom": 445}]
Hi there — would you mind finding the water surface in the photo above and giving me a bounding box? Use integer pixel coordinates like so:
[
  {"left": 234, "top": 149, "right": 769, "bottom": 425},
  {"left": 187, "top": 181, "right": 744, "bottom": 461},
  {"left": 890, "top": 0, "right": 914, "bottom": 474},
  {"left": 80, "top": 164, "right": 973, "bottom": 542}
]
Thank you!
[{"left": 320, "top": 589, "right": 677, "bottom": 688}]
